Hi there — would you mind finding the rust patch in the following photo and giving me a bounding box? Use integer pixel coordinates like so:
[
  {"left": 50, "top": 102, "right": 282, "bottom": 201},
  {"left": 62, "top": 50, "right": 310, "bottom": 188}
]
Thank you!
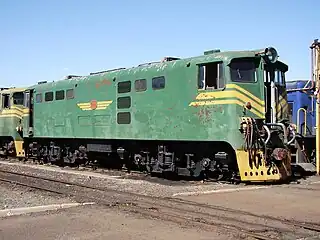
[
  {"left": 103, "top": 79, "right": 111, "bottom": 85},
  {"left": 197, "top": 108, "right": 212, "bottom": 123},
  {"left": 95, "top": 79, "right": 112, "bottom": 88},
  {"left": 198, "top": 108, "right": 210, "bottom": 118}
]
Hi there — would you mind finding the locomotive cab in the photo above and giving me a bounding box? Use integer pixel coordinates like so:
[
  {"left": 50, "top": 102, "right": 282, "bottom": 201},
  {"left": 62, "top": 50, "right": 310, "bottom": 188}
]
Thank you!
[
  {"left": 235, "top": 48, "right": 293, "bottom": 181},
  {"left": 190, "top": 47, "right": 293, "bottom": 182}
]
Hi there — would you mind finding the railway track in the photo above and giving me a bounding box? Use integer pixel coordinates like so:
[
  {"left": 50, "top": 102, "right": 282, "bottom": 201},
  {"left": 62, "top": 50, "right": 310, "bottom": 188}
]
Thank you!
[
  {"left": 0, "top": 157, "right": 308, "bottom": 185},
  {"left": 0, "top": 157, "right": 208, "bottom": 184},
  {"left": 0, "top": 169, "right": 320, "bottom": 239}
]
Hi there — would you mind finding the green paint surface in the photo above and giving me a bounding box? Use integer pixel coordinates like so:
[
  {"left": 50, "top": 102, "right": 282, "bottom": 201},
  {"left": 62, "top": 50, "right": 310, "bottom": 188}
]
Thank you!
[{"left": 24, "top": 48, "right": 288, "bottom": 150}]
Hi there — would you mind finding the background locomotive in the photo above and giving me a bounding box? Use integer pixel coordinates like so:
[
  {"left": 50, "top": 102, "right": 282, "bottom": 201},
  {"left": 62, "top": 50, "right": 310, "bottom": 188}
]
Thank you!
[
  {"left": 284, "top": 41, "right": 320, "bottom": 174},
  {"left": 286, "top": 80, "right": 317, "bottom": 173},
  {"left": 0, "top": 47, "right": 295, "bottom": 183},
  {"left": 0, "top": 87, "right": 27, "bottom": 158}
]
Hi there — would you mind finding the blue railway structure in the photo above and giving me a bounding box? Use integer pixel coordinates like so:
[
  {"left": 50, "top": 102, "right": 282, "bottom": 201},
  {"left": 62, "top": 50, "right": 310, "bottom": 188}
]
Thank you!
[{"left": 286, "top": 80, "right": 316, "bottom": 172}]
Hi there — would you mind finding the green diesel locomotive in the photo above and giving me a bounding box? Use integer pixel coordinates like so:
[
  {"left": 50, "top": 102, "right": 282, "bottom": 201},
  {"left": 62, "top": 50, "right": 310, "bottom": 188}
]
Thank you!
[{"left": 0, "top": 47, "right": 294, "bottom": 182}]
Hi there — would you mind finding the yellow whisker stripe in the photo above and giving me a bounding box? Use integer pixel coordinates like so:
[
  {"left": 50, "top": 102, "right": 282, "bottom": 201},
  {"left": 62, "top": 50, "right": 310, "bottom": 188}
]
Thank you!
[
  {"left": 226, "top": 84, "right": 265, "bottom": 105},
  {"left": 189, "top": 99, "right": 264, "bottom": 119},
  {"left": 192, "top": 84, "right": 265, "bottom": 118}
]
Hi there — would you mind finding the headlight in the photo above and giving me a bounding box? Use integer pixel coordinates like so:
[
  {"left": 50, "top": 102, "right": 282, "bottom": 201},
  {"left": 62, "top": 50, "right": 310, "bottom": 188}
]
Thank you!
[{"left": 264, "top": 47, "right": 278, "bottom": 63}]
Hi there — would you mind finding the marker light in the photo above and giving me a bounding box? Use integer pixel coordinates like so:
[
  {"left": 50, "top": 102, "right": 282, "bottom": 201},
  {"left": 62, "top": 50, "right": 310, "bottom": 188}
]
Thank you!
[{"left": 246, "top": 102, "right": 252, "bottom": 110}]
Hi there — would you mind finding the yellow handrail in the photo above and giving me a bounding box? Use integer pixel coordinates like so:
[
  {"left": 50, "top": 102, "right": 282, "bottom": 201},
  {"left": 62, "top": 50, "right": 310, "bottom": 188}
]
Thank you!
[{"left": 297, "top": 107, "right": 307, "bottom": 136}]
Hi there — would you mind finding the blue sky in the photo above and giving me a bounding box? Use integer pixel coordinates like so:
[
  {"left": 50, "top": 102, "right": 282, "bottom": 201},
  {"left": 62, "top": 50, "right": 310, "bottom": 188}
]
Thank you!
[{"left": 0, "top": 0, "right": 319, "bottom": 87}]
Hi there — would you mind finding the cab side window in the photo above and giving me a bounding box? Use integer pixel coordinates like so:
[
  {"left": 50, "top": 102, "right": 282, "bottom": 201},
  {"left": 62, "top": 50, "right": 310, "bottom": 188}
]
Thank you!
[
  {"left": 275, "top": 70, "right": 286, "bottom": 86},
  {"left": 12, "top": 92, "right": 24, "bottom": 105},
  {"left": 198, "top": 62, "right": 224, "bottom": 90},
  {"left": 24, "top": 92, "right": 30, "bottom": 108},
  {"left": 2, "top": 94, "right": 10, "bottom": 108},
  {"left": 229, "top": 58, "right": 257, "bottom": 83}
]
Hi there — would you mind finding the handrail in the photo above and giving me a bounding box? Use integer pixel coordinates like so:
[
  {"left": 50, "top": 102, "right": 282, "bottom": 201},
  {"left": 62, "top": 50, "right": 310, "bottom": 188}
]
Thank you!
[
  {"left": 287, "top": 125, "right": 296, "bottom": 145},
  {"left": 265, "top": 122, "right": 288, "bottom": 144},
  {"left": 264, "top": 85, "right": 268, "bottom": 114},
  {"left": 297, "top": 107, "right": 307, "bottom": 136},
  {"left": 264, "top": 122, "right": 296, "bottom": 145},
  {"left": 263, "top": 125, "right": 271, "bottom": 144},
  {"left": 271, "top": 82, "right": 277, "bottom": 123}
]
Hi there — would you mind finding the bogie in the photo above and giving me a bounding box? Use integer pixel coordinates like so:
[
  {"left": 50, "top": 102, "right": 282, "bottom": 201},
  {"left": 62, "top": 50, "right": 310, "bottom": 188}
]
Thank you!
[
  {"left": 0, "top": 137, "right": 16, "bottom": 157},
  {"left": 22, "top": 138, "right": 240, "bottom": 181}
]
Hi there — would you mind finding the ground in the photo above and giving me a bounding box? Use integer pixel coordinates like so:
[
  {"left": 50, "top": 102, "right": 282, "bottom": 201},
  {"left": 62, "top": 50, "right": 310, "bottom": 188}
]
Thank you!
[
  {"left": 1, "top": 205, "right": 232, "bottom": 240},
  {"left": 0, "top": 181, "right": 232, "bottom": 240},
  {"left": 180, "top": 181, "right": 320, "bottom": 223},
  {"left": 1, "top": 160, "right": 320, "bottom": 240},
  {"left": 0, "top": 181, "right": 76, "bottom": 210}
]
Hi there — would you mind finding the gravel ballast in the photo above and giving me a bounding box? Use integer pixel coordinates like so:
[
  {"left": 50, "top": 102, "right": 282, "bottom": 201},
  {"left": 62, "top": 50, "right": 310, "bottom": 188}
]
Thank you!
[{"left": 0, "top": 181, "right": 76, "bottom": 210}]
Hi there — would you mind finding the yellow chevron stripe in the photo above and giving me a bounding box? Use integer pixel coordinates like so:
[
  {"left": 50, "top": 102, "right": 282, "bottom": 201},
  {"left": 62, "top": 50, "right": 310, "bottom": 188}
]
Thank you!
[
  {"left": 277, "top": 105, "right": 288, "bottom": 118},
  {"left": 0, "top": 106, "right": 30, "bottom": 119},
  {"left": 277, "top": 98, "right": 287, "bottom": 111},
  {"left": 4, "top": 106, "right": 29, "bottom": 114},
  {"left": 277, "top": 102, "right": 288, "bottom": 112},
  {"left": 195, "top": 90, "right": 264, "bottom": 114},
  {"left": 276, "top": 94, "right": 288, "bottom": 119},
  {"left": 192, "top": 84, "right": 265, "bottom": 118},
  {"left": 197, "top": 88, "right": 264, "bottom": 106},
  {"left": 226, "top": 84, "right": 265, "bottom": 105},
  {"left": 190, "top": 99, "right": 264, "bottom": 118},
  {"left": 0, "top": 114, "right": 23, "bottom": 119}
]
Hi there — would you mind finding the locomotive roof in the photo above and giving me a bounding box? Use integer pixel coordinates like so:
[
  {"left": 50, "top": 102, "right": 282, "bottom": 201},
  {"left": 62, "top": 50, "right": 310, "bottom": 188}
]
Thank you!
[
  {"left": 29, "top": 48, "right": 288, "bottom": 91},
  {"left": 286, "top": 80, "right": 312, "bottom": 90},
  {"left": 0, "top": 87, "right": 27, "bottom": 94}
]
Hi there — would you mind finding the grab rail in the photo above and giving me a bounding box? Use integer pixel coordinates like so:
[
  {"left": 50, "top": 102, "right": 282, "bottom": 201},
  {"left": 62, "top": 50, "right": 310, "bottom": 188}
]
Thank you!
[
  {"left": 297, "top": 107, "right": 307, "bottom": 136},
  {"left": 264, "top": 122, "right": 296, "bottom": 145}
]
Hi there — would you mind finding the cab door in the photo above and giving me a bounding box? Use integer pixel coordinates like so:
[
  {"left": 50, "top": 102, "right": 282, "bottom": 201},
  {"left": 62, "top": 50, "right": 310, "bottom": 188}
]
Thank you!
[
  {"left": 23, "top": 89, "right": 34, "bottom": 137},
  {"left": 273, "top": 69, "right": 288, "bottom": 122},
  {"left": 264, "top": 62, "right": 288, "bottom": 123}
]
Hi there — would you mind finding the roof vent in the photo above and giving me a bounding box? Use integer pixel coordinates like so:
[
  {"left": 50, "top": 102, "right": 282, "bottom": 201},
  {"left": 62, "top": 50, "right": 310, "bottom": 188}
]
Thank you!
[
  {"left": 161, "top": 57, "right": 180, "bottom": 62},
  {"left": 138, "top": 61, "right": 160, "bottom": 67},
  {"left": 65, "top": 75, "right": 82, "bottom": 79},
  {"left": 37, "top": 81, "right": 47, "bottom": 84},
  {"left": 204, "top": 49, "right": 220, "bottom": 55},
  {"left": 89, "top": 67, "right": 126, "bottom": 75}
]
